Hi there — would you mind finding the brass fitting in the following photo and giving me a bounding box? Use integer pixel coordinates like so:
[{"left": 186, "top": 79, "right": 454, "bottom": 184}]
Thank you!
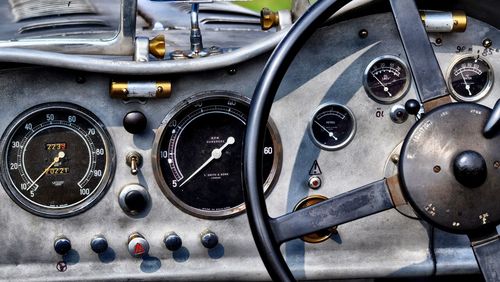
[
  {"left": 419, "top": 10, "right": 467, "bottom": 32},
  {"left": 149, "top": 35, "right": 166, "bottom": 59},
  {"left": 260, "top": 8, "right": 280, "bottom": 31},
  {"left": 110, "top": 80, "right": 171, "bottom": 99}
]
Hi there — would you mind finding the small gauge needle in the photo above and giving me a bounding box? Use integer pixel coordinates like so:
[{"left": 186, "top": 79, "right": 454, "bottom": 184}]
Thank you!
[
  {"left": 460, "top": 71, "right": 473, "bottom": 96},
  {"left": 179, "top": 137, "right": 235, "bottom": 188},
  {"left": 314, "top": 120, "right": 338, "bottom": 141},
  {"left": 371, "top": 72, "right": 393, "bottom": 97},
  {"left": 27, "top": 151, "right": 65, "bottom": 191}
]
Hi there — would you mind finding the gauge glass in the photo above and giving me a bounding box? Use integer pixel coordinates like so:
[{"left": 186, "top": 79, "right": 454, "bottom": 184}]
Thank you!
[
  {"left": 152, "top": 93, "right": 281, "bottom": 219},
  {"left": 0, "top": 103, "right": 115, "bottom": 218},
  {"left": 309, "top": 103, "right": 356, "bottom": 151},
  {"left": 447, "top": 56, "right": 493, "bottom": 102},
  {"left": 364, "top": 55, "right": 411, "bottom": 104}
]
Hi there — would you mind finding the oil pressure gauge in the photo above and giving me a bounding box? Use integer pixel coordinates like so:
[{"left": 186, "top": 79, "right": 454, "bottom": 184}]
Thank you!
[
  {"left": 364, "top": 55, "right": 411, "bottom": 104},
  {"left": 309, "top": 103, "right": 356, "bottom": 151},
  {"left": 447, "top": 56, "right": 493, "bottom": 102}
]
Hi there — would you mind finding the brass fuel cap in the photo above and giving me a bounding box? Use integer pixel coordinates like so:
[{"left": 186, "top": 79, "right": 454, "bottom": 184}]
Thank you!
[
  {"left": 293, "top": 195, "right": 338, "bottom": 243},
  {"left": 400, "top": 103, "right": 500, "bottom": 234}
]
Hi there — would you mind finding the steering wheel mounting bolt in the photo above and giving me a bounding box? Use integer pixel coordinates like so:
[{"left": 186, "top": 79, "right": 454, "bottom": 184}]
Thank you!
[{"left": 308, "top": 175, "right": 322, "bottom": 189}]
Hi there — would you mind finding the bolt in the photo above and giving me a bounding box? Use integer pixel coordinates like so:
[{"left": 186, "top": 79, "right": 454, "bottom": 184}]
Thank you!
[
  {"left": 435, "top": 38, "right": 442, "bottom": 45},
  {"left": 391, "top": 154, "right": 400, "bottom": 164},
  {"left": 483, "top": 38, "right": 493, "bottom": 48},
  {"left": 76, "top": 76, "right": 86, "bottom": 84},
  {"left": 122, "top": 88, "right": 129, "bottom": 95},
  {"left": 227, "top": 68, "right": 237, "bottom": 75},
  {"left": 156, "top": 86, "right": 163, "bottom": 94},
  {"left": 358, "top": 29, "right": 368, "bottom": 39},
  {"left": 494, "top": 161, "right": 500, "bottom": 169},
  {"left": 433, "top": 165, "right": 441, "bottom": 173}
]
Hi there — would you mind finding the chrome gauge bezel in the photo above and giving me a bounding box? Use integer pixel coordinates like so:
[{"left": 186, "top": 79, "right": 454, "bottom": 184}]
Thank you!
[
  {"left": 363, "top": 55, "right": 411, "bottom": 104},
  {"left": 446, "top": 55, "right": 494, "bottom": 102},
  {"left": 308, "top": 103, "right": 357, "bottom": 151},
  {"left": 152, "top": 91, "right": 282, "bottom": 219},
  {"left": 0, "top": 103, "right": 115, "bottom": 218}
]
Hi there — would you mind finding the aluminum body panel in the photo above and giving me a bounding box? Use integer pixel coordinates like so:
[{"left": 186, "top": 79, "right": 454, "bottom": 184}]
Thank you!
[{"left": 0, "top": 13, "right": 497, "bottom": 281}]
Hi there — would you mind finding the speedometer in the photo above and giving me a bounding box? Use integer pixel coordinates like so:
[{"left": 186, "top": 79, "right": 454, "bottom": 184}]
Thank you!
[
  {"left": 152, "top": 92, "right": 282, "bottom": 219},
  {"left": 0, "top": 103, "right": 115, "bottom": 218}
]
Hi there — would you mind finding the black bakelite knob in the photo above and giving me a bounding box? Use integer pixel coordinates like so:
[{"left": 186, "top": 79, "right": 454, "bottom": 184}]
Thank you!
[
  {"left": 123, "top": 111, "right": 147, "bottom": 134},
  {"left": 54, "top": 237, "right": 72, "bottom": 255},
  {"left": 200, "top": 230, "right": 218, "bottom": 249},
  {"left": 164, "top": 233, "right": 183, "bottom": 251},
  {"left": 125, "top": 190, "right": 148, "bottom": 213},
  {"left": 90, "top": 235, "right": 109, "bottom": 254},
  {"left": 453, "top": 150, "right": 487, "bottom": 188},
  {"left": 405, "top": 99, "right": 421, "bottom": 116}
]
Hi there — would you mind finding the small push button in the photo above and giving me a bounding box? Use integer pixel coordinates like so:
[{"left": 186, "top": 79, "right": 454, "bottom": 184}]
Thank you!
[
  {"left": 127, "top": 232, "right": 150, "bottom": 258},
  {"left": 54, "top": 237, "right": 72, "bottom": 255}
]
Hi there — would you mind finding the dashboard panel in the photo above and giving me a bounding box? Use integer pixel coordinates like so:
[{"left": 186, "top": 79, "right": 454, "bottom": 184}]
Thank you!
[{"left": 0, "top": 11, "right": 498, "bottom": 281}]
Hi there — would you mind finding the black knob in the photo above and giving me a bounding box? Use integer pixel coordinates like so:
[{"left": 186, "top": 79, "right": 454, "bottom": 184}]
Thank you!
[
  {"left": 200, "top": 230, "right": 218, "bottom": 249},
  {"left": 90, "top": 235, "right": 109, "bottom": 254},
  {"left": 164, "top": 233, "right": 182, "bottom": 251},
  {"left": 125, "top": 190, "right": 148, "bottom": 213},
  {"left": 123, "top": 111, "right": 147, "bottom": 134},
  {"left": 405, "top": 99, "right": 421, "bottom": 116},
  {"left": 453, "top": 150, "right": 488, "bottom": 188},
  {"left": 54, "top": 237, "right": 72, "bottom": 255}
]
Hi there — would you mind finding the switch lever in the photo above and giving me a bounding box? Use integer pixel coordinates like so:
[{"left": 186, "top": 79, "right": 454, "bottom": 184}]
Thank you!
[{"left": 126, "top": 151, "right": 143, "bottom": 175}]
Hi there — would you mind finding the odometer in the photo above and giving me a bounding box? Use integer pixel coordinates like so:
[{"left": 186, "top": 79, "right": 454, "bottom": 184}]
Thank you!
[
  {"left": 152, "top": 92, "right": 282, "bottom": 219},
  {"left": 0, "top": 103, "right": 115, "bottom": 218}
]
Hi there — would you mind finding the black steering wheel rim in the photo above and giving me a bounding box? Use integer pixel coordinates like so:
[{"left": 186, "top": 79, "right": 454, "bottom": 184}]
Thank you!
[{"left": 243, "top": 0, "right": 354, "bottom": 281}]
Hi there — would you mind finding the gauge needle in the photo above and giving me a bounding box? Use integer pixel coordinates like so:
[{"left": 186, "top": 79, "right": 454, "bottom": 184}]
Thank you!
[
  {"left": 371, "top": 72, "right": 393, "bottom": 97},
  {"left": 460, "top": 71, "right": 473, "bottom": 96},
  {"left": 314, "top": 120, "right": 338, "bottom": 141},
  {"left": 179, "top": 137, "right": 235, "bottom": 188},
  {"left": 27, "top": 151, "right": 65, "bottom": 191}
]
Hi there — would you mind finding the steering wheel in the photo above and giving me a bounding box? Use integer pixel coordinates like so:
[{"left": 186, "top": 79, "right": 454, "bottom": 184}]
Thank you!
[{"left": 243, "top": 0, "right": 500, "bottom": 281}]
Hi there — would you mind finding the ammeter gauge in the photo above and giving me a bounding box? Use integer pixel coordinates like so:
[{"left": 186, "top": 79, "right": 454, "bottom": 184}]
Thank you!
[
  {"left": 447, "top": 56, "right": 493, "bottom": 102},
  {"left": 0, "top": 103, "right": 115, "bottom": 218},
  {"left": 364, "top": 55, "right": 411, "bottom": 104},
  {"left": 309, "top": 103, "right": 356, "bottom": 151}
]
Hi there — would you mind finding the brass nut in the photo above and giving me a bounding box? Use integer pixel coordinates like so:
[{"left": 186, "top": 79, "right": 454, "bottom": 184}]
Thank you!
[
  {"left": 149, "top": 34, "right": 166, "bottom": 59},
  {"left": 260, "top": 8, "right": 279, "bottom": 31}
]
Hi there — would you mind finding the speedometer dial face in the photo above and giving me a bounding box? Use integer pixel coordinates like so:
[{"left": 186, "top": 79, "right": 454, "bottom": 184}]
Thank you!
[
  {"left": 363, "top": 55, "right": 411, "bottom": 104},
  {"left": 152, "top": 92, "right": 282, "bottom": 219},
  {"left": 0, "top": 103, "right": 115, "bottom": 218},
  {"left": 447, "top": 56, "right": 493, "bottom": 102}
]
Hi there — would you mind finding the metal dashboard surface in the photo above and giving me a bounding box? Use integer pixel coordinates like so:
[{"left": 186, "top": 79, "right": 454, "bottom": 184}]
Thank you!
[{"left": 0, "top": 12, "right": 498, "bottom": 281}]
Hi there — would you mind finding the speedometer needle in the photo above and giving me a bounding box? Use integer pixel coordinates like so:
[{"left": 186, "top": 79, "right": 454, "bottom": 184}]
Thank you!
[
  {"left": 371, "top": 72, "right": 393, "bottom": 97},
  {"left": 314, "top": 120, "right": 338, "bottom": 141},
  {"left": 179, "top": 137, "right": 235, "bottom": 188},
  {"left": 27, "top": 151, "right": 65, "bottom": 191}
]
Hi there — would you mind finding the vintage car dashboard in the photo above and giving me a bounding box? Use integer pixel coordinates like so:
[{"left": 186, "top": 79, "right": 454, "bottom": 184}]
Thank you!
[{"left": 0, "top": 2, "right": 499, "bottom": 281}]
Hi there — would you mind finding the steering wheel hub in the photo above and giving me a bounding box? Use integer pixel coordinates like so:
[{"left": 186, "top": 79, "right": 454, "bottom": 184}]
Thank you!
[{"left": 400, "top": 103, "right": 500, "bottom": 233}]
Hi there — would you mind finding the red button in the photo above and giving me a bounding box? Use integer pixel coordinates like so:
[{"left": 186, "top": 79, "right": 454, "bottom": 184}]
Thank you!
[{"left": 134, "top": 243, "right": 145, "bottom": 255}]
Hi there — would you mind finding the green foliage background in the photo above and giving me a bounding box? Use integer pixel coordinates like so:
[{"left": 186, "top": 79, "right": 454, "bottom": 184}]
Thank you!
[{"left": 236, "top": 0, "right": 292, "bottom": 12}]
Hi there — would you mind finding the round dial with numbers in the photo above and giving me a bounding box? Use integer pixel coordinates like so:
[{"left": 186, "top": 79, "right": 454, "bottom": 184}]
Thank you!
[
  {"left": 152, "top": 92, "right": 281, "bottom": 219},
  {"left": 0, "top": 103, "right": 115, "bottom": 218},
  {"left": 309, "top": 103, "right": 356, "bottom": 151},
  {"left": 447, "top": 56, "right": 493, "bottom": 102},
  {"left": 363, "top": 55, "right": 411, "bottom": 104}
]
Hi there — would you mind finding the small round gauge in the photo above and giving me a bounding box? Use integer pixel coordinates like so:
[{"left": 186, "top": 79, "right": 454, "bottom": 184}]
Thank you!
[
  {"left": 309, "top": 103, "right": 356, "bottom": 151},
  {"left": 364, "top": 55, "right": 411, "bottom": 104},
  {"left": 447, "top": 56, "right": 493, "bottom": 101},
  {"left": 152, "top": 92, "right": 282, "bottom": 219},
  {"left": 0, "top": 103, "right": 115, "bottom": 218}
]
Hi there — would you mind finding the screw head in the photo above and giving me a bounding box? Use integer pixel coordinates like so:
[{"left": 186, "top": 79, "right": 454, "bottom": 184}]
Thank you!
[
  {"left": 483, "top": 38, "right": 493, "bottom": 48},
  {"left": 359, "top": 29, "right": 368, "bottom": 39}
]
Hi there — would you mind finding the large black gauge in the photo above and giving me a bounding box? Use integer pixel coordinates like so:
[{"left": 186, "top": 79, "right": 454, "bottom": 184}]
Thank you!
[
  {"left": 152, "top": 92, "right": 281, "bottom": 219},
  {"left": 363, "top": 55, "right": 411, "bottom": 104},
  {"left": 447, "top": 56, "right": 493, "bottom": 102},
  {"left": 309, "top": 103, "right": 356, "bottom": 151},
  {"left": 0, "top": 103, "right": 115, "bottom": 218}
]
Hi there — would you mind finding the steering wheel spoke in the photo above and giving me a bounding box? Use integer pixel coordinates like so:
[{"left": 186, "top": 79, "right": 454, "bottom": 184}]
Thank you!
[
  {"left": 270, "top": 178, "right": 398, "bottom": 244},
  {"left": 389, "top": 0, "right": 452, "bottom": 111},
  {"left": 469, "top": 229, "right": 500, "bottom": 282}
]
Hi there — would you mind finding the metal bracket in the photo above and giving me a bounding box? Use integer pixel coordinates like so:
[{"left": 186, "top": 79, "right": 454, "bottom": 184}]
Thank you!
[{"left": 0, "top": 0, "right": 137, "bottom": 55}]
